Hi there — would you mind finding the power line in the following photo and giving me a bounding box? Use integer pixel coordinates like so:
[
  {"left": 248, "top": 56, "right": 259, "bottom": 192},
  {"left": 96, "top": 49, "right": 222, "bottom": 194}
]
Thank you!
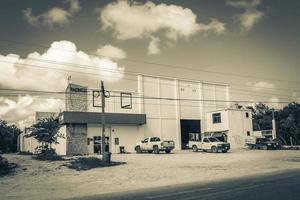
[
  {"left": 0, "top": 38, "right": 299, "bottom": 84},
  {"left": 0, "top": 58, "right": 299, "bottom": 94},
  {"left": 0, "top": 86, "right": 297, "bottom": 101},
  {"left": 0, "top": 91, "right": 293, "bottom": 104},
  {"left": 5, "top": 54, "right": 300, "bottom": 92}
]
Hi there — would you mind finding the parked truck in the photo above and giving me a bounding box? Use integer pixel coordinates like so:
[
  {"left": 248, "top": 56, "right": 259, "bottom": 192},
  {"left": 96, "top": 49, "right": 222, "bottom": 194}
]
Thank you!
[
  {"left": 135, "top": 137, "right": 175, "bottom": 154},
  {"left": 245, "top": 136, "right": 281, "bottom": 150},
  {"left": 188, "top": 136, "right": 230, "bottom": 153}
]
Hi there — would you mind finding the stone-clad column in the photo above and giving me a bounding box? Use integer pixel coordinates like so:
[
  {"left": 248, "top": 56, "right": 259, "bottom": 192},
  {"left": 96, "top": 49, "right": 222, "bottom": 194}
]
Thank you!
[{"left": 66, "top": 124, "right": 88, "bottom": 155}]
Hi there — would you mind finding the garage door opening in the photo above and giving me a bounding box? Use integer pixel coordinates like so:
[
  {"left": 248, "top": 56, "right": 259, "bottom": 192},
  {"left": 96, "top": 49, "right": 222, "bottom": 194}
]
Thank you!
[{"left": 180, "top": 119, "right": 201, "bottom": 149}]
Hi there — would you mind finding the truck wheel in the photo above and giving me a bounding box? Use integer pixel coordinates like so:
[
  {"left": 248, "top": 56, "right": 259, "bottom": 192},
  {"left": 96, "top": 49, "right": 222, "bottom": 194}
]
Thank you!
[
  {"left": 222, "top": 150, "right": 227, "bottom": 153},
  {"left": 135, "top": 146, "right": 142, "bottom": 153},
  {"left": 153, "top": 146, "right": 160, "bottom": 154},
  {"left": 192, "top": 145, "right": 198, "bottom": 152},
  {"left": 148, "top": 150, "right": 153, "bottom": 153},
  {"left": 262, "top": 145, "right": 268, "bottom": 150},
  {"left": 211, "top": 146, "right": 218, "bottom": 153},
  {"left": 165, "top": 150, "right": 171, "bottom": 154}
]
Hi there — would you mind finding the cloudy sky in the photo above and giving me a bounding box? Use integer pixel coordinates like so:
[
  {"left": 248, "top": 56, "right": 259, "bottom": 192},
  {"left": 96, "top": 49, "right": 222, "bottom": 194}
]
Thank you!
[{"left": 0, "top": 0, "right": 299, "bottom": 127}]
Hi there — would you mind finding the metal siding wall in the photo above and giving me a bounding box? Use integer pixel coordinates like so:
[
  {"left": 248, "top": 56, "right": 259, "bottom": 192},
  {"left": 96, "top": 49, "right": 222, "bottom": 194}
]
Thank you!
[
  {"left": 179, "top": 81, "right": 201, "bottom": 119},
  {"left": 160, "top": 79, "right": 176, "bottom": 119},
  {"left": 143, "top": 77, "right": 160, "bottom": 118},
  {"left": 202, "top": 83, "right": 217, "bottom": 114},
  {"left": 215, "top": 85, "right": 228, "bottom": 109}
]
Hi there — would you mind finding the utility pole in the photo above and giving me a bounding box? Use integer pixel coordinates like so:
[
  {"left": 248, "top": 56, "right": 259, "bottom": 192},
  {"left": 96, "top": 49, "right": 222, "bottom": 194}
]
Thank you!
[
  {"left": 272, "top": 109, "right": 277, "bottom": 139},
  {"left": 100, "top": 80, "right": 111, "bottom": 163},
  {"left": 100, "top": 80, "right": 106, "bottom": 156}
]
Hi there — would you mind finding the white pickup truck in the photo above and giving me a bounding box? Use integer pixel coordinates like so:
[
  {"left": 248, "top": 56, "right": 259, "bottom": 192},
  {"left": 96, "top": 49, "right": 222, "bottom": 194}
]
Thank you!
[
  {"left": 135, "top": 137, "right": 175, "bottom": 154},
  {"left": 188, "top": 136, "right": 230, "bottom": 153}
]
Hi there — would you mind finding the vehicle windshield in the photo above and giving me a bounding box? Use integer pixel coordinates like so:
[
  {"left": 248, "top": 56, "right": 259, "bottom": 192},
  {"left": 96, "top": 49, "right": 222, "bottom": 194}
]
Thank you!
[{"left": 208, "top": 137, "right": 220, "bottom": 142}]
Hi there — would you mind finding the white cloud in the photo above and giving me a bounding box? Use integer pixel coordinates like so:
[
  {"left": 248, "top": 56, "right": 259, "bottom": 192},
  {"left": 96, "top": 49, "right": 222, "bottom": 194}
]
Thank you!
[
  {"left": 0, "top": 40, "right": 125, "bottom": 126},
  {"left": 237, "top": 9, "right": 264, "bottom": 31},
  {"left": 246, "top": 81, "right": 275, "bottom": 91},
  {"left": 227, "top": 0, "right": 264, "bottom": 32},
  {"left": 147, "top": 37, "right": 161, "bottom": 55},
  {"left": 226, "top": 0, "right": 261, "bottom": 9},
  {"left": 23, "top": 0, "right": 80, "bottom": 27},
  {"left": 96, "top": 45, "right": 127, "bottom": 59},
  {"left": 68, "top": 0, "right": 81, "bottom": 13},
  {"left": 99, "top": 0, "right": 225, "bottom": 54},
  {"left": 0, "top": 40, "right": 124, "bottom": 92},
  {"left": 0, "top": 96, "right": 63, "bottom": 129}
]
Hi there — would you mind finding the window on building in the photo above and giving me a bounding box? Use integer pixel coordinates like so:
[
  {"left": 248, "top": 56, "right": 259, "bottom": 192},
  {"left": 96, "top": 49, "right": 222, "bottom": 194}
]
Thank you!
[
  {"left": 121, "top": 92, "right": 132, "bottom": 109},
  {"left": 212, "top": 113, "right": 221, "bottom": 123},
  {"left": 246, "top": 112, "right": 249, "bottom": 118},
  {"left": 247, "top": 131, "right": 250, "bottom": 136}
]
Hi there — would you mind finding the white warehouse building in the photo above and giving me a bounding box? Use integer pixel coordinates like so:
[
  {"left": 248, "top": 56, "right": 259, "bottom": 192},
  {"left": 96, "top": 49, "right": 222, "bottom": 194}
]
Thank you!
[
  {"left": 57, "top": 74, "right": 237, "bottom": 155},
  {"left": 20, "top": 74, "right": 254, "bottom": 155}
]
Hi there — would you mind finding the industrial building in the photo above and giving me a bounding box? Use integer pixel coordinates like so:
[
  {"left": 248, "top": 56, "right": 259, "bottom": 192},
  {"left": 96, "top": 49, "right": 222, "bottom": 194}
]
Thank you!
[
  {"left": 58, "top": 74, "right": 233, "bottom": 155},
  {"left": 20, "top": 74, "right": 255, "bottom": 155}
]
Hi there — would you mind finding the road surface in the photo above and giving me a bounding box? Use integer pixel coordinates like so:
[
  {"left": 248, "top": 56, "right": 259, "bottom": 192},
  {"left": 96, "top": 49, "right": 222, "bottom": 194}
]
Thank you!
[{"left": 68, "top": 170, "right": 300, "bottom": 200}]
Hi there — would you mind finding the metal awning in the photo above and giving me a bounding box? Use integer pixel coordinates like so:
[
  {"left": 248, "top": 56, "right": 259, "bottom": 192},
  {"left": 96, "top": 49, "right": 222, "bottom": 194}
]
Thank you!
[{"left": 59, "top": 111, "right": 146, "bottom": 125}]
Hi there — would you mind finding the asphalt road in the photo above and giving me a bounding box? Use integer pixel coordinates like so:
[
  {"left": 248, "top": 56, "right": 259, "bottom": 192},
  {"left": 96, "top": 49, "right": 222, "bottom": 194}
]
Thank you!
[{"left": 68, "top": 170, "right": 300, "bottom": 200}]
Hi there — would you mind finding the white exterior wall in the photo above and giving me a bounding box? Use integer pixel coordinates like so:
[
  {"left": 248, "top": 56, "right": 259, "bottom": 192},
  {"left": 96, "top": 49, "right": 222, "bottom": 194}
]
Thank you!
[
  {"left": 72, "top": 74, "right": 229, "bottom": 153},
  {"left": 205, "top": 110, "right": 229, "bottom": 132},
  {"left": 227, "top": 110, "right": 253, "bottom": 148},
  {"left": 54, "top": 125, "right": 67, "bottom": 155},
  {"left": 206, "top": 109, "right": 253, "bottom": 149},
  {"left": 137, "top": 75, "right": 228, "bottom": 150},
  {"left": 19, "top": 125, "right": 67, "bottom": 155},
  {"left": 19, "top": 132, "right": 39, "bottom": 153},
  {"left": 87, "top": 124, "right": 143, "bottom": 154}
]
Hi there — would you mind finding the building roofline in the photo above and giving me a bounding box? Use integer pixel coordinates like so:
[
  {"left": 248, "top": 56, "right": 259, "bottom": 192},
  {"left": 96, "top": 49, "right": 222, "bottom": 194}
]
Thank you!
[
  {"left": 206, "top": 108, "right": 251, "bottom": 113},
  {"left": 137, "top": 74, "right": 229, "bottom": 87}
]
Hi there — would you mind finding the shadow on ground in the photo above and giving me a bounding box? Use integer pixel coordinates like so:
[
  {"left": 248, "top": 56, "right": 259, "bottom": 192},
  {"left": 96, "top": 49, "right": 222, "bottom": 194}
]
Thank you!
[{"left": 63, "top": 157, "right": 126, "bottom": 171}]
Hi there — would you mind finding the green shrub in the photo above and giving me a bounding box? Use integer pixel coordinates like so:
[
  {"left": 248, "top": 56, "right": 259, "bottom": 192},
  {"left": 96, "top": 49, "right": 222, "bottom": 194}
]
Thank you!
[
  {"left": 0, "top": 155, "right": 17, "bottom": 176},
  {"left": 33, "top": 147, "right": 64, "bottom": 161}
]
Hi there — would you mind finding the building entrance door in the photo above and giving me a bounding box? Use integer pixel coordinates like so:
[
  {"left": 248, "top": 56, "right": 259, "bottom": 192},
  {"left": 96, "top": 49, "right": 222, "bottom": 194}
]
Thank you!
[
  {"left": 180, "top": 119, "right": 201, "bottom": 149},
  {"left": 93, "top": 136, "right": 109, "bottom": 153}
]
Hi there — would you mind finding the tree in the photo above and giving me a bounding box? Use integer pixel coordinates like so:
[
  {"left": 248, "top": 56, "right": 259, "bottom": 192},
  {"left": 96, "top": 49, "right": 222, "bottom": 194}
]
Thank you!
[
  {"left": 0, "top": 120, "right": 22, "bottom": 153},
  {"left": 252, "top": 102, "right": 300, "bottom": 145},
  {"left": 276, "top": 103, "right": 300, "bottom": 145},
  {"left": 26, "top": 117, "right": 63, "bottom": 154},
  {"left": 252, "top": 103, "right": 273, "bottom": 131}
]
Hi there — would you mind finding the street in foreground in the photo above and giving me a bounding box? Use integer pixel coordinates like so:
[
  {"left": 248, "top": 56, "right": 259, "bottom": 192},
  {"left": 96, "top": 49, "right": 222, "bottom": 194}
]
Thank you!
[{"left": 70, "top": 169, "right": 300, "bottom": 200}]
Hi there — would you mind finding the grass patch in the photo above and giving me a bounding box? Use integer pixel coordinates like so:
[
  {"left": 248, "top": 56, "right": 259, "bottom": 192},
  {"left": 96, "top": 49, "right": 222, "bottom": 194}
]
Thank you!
[
  {"left": 0, "top": 155, "right": 17, "bottom": 177},
  {"left": 64, "top": 157, "right": 126, "bottom": 171}
]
